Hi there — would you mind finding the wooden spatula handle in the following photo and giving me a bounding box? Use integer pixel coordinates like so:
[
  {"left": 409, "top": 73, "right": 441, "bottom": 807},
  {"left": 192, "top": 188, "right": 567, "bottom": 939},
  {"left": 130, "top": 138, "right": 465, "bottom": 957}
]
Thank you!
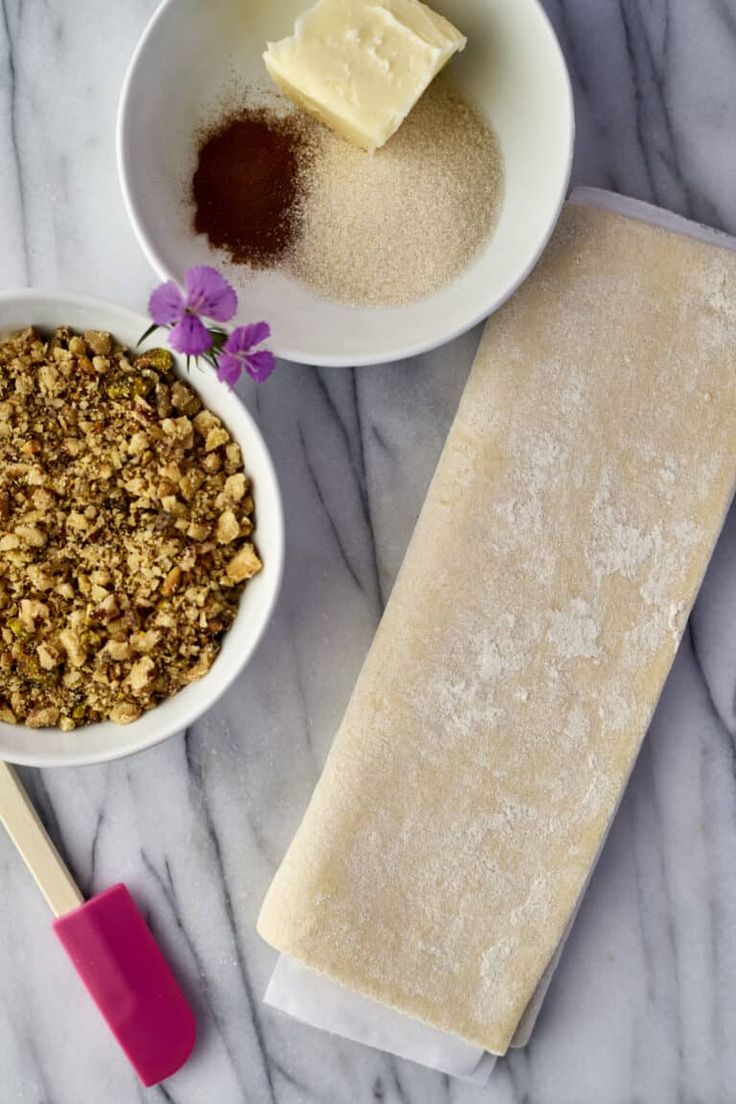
[{"left": 0, "top": 761, "right": 83, "bottom": 917}]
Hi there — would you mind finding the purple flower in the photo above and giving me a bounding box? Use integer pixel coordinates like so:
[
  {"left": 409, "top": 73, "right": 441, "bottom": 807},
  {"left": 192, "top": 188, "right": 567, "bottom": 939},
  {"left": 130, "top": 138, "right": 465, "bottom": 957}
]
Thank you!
[
  {"left": 148, "top": 266, "right": 238, "bottom": 357},
  {"left": 217, "top": 322, "right": 276, "bottom": 386},
  {"left": 142, "top": 265, "right": 275, "bottom": 389}
]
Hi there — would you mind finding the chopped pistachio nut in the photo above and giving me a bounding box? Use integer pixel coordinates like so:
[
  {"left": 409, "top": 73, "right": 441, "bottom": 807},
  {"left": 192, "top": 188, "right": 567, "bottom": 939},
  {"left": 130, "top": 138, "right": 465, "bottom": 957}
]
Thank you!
[
  {"left": 216, "top": 510, "right": 240, "bottom": 544},
  {"left": 225, "top": 543, "right": 262, "bottom": 584},
  {"left": 128, "top": 655, "right": 156, "bottom": 692}
]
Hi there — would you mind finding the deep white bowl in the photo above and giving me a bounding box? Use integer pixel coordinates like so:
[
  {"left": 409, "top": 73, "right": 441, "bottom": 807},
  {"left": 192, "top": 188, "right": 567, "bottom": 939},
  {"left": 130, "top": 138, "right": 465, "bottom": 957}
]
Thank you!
[
  {"left": 0, "top": 291, "right": 284, "bottom": 767},
  {"left": 118, "top": 0, "right": 574, "bottom": 367}
]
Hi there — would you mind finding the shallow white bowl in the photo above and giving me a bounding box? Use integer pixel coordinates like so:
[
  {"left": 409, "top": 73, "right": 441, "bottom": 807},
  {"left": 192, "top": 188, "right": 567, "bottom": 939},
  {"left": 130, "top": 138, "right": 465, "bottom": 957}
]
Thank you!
[
  {"left": 118, "top": 0, "right": 574, "bottom": 367},
  {"left": 0, "top": 291, "right": 284, "bottom": 767}
]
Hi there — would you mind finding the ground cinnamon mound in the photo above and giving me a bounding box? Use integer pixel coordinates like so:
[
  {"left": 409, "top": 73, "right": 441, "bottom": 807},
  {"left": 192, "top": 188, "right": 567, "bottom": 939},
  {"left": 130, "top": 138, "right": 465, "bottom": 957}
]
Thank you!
[{"left": 193, "top": 110, "right": 314, "bottom": 266}]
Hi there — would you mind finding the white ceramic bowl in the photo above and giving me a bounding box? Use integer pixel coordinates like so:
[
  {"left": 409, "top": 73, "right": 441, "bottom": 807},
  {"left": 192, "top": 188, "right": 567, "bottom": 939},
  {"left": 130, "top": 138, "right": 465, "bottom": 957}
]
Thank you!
[
  {"left": 0, "top": 291, "right": 284, "bottom": 767},
  {"left": 118, "top": 0, "right": 574, "bottom": 367}
]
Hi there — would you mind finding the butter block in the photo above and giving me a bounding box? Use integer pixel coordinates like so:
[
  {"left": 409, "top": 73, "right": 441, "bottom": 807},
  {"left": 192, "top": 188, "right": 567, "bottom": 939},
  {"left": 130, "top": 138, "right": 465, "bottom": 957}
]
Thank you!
[{"left": 263, "top": 0, "right": 467, "bottom": 151}]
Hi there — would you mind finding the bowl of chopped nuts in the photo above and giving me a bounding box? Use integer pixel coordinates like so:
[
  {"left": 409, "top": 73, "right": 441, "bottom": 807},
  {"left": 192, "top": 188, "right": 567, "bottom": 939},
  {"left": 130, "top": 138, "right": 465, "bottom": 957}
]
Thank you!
[{"left": 0, "top": 290, "right": 284, "bottom": 766}]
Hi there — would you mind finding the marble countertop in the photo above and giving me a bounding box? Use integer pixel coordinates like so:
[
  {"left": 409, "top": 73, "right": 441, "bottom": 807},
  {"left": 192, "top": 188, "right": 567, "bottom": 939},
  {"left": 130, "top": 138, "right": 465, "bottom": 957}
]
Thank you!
[{"left": 1, "top": 2, "right": 735, "bottom": 1102}]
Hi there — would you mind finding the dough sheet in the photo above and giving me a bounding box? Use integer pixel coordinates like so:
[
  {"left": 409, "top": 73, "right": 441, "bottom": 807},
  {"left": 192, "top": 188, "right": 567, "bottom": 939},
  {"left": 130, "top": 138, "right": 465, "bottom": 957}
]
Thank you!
[{"left": 258, "top": 204, "right": 736, "bottom": 1054}]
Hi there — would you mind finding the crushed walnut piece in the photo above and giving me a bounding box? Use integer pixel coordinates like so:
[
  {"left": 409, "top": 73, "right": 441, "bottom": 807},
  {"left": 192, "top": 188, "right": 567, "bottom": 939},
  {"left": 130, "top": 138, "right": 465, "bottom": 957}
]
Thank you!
[{"left": 0, "top": 326, "right": 262, "bottom": 731}]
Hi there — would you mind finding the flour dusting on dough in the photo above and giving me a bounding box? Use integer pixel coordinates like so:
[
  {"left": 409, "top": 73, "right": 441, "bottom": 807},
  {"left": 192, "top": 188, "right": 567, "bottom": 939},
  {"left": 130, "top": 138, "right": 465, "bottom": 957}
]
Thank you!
[{"left": 547, "top": 598, "right": 601, "bottom": 660}]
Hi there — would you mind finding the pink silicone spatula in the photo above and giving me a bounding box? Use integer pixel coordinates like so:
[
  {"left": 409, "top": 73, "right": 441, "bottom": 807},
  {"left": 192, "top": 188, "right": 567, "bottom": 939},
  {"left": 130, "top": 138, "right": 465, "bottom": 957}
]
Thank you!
[{"left": 0, "top": 761, "right": 196, "bottom": 1086}]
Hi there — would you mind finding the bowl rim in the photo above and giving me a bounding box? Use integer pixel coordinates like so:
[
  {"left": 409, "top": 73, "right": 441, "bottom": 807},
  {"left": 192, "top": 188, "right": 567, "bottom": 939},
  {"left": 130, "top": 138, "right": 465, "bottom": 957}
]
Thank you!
[
  {"left": 0, "top": 288, "right": 285, "bottom": 767},
  {"left": 116, "top": 0, "right": 576, "bottom": 368}
]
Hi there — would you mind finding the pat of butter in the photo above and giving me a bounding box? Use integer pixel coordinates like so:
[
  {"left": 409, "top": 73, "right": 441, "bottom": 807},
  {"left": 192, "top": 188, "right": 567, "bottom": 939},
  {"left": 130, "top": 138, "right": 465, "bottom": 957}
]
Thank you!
[{"left": 263, "top": 0, "right": 467, "bottom": 151}]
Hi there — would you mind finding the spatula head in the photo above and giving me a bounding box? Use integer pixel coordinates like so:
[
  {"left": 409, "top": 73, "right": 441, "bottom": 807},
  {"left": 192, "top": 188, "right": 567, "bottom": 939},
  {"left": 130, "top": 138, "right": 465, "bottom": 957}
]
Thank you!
[{"left": 53, "top": 883, "right": 196, "bottom": 1087}]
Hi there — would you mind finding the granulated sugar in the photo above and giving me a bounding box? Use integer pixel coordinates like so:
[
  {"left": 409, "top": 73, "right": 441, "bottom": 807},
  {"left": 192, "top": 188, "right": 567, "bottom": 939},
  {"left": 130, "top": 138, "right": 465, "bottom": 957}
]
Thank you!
[{"left": 285, "top": 76, "right": 503, "bottom": 307}]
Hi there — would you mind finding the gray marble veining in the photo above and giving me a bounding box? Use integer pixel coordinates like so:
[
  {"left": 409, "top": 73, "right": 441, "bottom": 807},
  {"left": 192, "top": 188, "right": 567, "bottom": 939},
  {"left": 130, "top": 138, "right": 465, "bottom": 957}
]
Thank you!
[{"left": 0, "top": 1, "right": 735, "bottom": 1102}]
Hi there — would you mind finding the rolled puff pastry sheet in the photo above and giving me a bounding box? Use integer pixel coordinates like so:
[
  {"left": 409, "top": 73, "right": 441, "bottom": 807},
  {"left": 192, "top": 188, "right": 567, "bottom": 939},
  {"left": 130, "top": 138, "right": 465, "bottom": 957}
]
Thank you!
[{"left": 258, "top": 204, "right": 736, "bottom": 1056}]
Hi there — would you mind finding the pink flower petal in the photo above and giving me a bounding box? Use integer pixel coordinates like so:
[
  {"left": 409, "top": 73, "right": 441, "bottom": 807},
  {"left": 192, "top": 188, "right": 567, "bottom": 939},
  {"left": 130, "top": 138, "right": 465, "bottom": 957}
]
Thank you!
[
  {"left": 148, "top": 281, "right": 184, "bottom": 325},
  {"left": 224, "top": 321, "right": 271, "bottom": 354},
  {"left": 216, "top": 353, "right": 243, "bottom": 388},
  {"left": 168, "top": 314, "right": 212, "bottom": 357},
  {"left": 184, "top": 266, "right": 238, "bottom": 323},
  {"left": 244, "top": 349, "right": 276, "bottom": 383}
]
